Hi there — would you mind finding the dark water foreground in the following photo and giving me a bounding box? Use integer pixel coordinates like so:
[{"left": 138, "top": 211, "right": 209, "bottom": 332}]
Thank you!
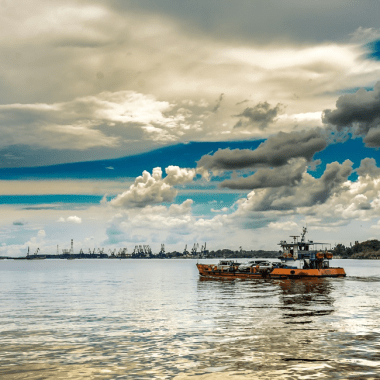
[{"left": 0, "top": 259, "right": 379, "bottom": 379}]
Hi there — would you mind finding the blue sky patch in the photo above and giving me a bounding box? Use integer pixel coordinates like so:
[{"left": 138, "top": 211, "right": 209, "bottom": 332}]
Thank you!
[{"left": 366, "top": 39, "right": 380, "bottom": 61}]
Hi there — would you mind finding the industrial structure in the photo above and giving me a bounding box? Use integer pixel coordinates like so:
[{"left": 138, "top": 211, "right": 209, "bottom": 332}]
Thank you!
[{"left": 7, "top": 239, "right": 218, "bottom": 260}]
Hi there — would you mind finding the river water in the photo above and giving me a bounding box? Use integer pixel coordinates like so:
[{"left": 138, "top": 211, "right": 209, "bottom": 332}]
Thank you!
[{"left": 0, "top": 259, "right": 379, "bottom": 379}]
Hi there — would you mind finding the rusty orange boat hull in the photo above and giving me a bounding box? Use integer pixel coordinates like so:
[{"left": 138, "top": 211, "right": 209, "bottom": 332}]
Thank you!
[{"left": 196, "top": 264, "right": 346, "bottom": 279}]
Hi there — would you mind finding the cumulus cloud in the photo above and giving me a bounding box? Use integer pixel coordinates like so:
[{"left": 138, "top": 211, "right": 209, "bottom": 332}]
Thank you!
[
  {"left": 371, "top": 220, "right": 380, "bottom": 230},
  {"left": 322, "top": 82, "right": 380, "bottom": 146},
  {"left": 234, "top": 160, "right": 353, "bottom": 212},
  {"left": 164, "top": 166, "right": 197, "bottom": 186},
  {"left": 234, "top": 101, "right": 283, "bottom": 130},
  {"left": 268, "top": 221, "right": 298, "bottom": 230},
  {"left": 37, "top": 229, "right": 46, "bottom": 237},
  {"left": 110, "top": 166, "right": 196, "bottom": 208},
  {"left": 197, "top": 129, "right": 327, "bottom": 172},
  {"left": 297, "top": 157, "right": 380, "bottom": 225},
  {"left": 229, "top": 156, "right": 380, "bottom": 231},
  {"left": 104, "top": 199, "right": 200, "bottom": 245},
  {"left": 58, "top": 216, "right": 82, "bottom": 224},
  {"left": 355, "top": 157, "right": 380, "bottom": 178}
]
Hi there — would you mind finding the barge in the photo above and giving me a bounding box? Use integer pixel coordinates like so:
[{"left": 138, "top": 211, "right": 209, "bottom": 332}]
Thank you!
[{"left": 196, "top": 227, "right": 346, "bottom": 279}]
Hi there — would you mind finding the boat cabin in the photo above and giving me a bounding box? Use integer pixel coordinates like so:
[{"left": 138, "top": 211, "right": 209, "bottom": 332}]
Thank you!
[{"left": 278, "top": 227, "right": 332, "bottom": 270}]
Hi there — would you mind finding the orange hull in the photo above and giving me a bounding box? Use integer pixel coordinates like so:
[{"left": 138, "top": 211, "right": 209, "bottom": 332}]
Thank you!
[{"left": 196, "top": 264, "right": 346, "bottom": 279}]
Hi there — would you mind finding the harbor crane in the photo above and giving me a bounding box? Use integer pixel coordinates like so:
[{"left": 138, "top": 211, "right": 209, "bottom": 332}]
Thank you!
[
  {"left": 118, "top": 248, "right": 128, "bottom": 258},
  {"left": 191, "top": 243, "right": 199, "bottom": 257},
  {"left": 143, "top": 245, "right": 152, "bottom": 257},
  {"left": 158, "top": 244, "right": 165, "bottom": 257},
  {"left": 200, "top": 243, "right": 209, "bottom": 257}
]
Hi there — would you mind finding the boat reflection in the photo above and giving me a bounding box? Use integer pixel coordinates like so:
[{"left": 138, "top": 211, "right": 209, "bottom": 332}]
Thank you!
[
  {"left": 194, "top": 277, "right": 338, "bottom": 376},
  {"left": 276, "top": 278, "right": 335, "bottom": 324}
]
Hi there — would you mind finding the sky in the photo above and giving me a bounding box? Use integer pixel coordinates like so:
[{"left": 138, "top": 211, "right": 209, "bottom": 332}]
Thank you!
[{"left": 2, "top": 0, "right": 380, "bottom": 256}]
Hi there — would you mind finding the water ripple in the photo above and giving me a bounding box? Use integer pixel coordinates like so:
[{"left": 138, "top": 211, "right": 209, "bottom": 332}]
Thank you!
[{"left": 0, "top": 259, "right": 379, "bottom": 379}]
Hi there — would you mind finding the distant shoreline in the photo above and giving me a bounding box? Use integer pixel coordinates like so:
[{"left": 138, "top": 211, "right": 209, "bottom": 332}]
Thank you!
[{"left": 1, "top": 252, "right": 379, "bottom": 260}]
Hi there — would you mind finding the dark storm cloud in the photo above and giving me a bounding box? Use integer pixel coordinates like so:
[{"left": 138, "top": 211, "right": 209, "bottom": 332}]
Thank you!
[
  {"left": 250, "top": 160, "right": 353, "bottom": 211},
  {"left": 220, "top": 159, "right": 306, "bottom": 190},
  {"left": 197, "top": 129, "right": 327, "bottom": 171},
  {"left": 363, "top": 127, "right": 380, "bottom": 147},
  {"left": 322, "top": 82, "right": 380, "bottom": 146},
  {"left": 234, "top": 101, "right": 283, "bottom": 130}
]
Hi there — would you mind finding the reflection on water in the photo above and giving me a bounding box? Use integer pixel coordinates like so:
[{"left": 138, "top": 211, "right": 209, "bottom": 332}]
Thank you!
[
  {"left": 0, "top": 259, "right": 379, "bottom": 379},
  {"left": 279, "top": 278, "right": 334, "bottom": 322}
]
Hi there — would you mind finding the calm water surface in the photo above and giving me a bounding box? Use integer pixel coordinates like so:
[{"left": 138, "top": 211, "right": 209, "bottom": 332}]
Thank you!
[{"left": 0, "top": 259, "right": 379, "bottom": 379}]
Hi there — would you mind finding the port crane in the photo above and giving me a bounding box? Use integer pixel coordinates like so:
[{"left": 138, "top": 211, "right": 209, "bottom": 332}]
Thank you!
[
  {"left": 117, "top": 248, "right": 128, "bottom": 258},
  {"left": 191, "top": 243, "right": 199, "bottom": 257},
  {"left": 200, "top": 243, "right": 208, "bottom": 257},
  {"left": 158, "top": 244, "right": 165, "bottom": 258}
]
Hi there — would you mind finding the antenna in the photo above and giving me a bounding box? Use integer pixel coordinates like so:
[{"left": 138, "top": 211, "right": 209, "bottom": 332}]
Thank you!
[{"left": 301, "top": 226, "right": 307, "bottom": 243}]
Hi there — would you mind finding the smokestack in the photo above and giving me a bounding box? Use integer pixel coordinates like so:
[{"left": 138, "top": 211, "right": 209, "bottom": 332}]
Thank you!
[{"left": 70, "top": 239, "right": 74, "bottom": 255}]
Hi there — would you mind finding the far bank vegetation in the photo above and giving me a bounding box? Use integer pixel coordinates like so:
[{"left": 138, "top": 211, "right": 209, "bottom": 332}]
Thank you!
[{"left": 333, "top": 240, "right": 380, "bottom": 259}]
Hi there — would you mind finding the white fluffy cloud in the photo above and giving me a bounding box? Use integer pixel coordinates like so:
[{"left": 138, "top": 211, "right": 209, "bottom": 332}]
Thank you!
[
  {"left": 37, "top": 229, "right": 46, "bottom": 237},
  {"left": 110, "top": 166, "right": 196, "bottom": 208},
  {"left": 303, "top": 158, "right": 380, "bottom": 222},
  {"left": 268, "top": 221, "right": 298, "bottom": 230},
  {"left": 58, "top": 216, "right": 82, "bottom": 224},
  {"left": 226, "top": 157, "right": 380, "bottom": 232}
]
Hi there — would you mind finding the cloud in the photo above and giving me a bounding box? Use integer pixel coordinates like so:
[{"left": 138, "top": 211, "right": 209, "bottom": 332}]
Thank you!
[
  {"left": 13, "top": 221, "right": 24, "bottom": 226},
  {"left": 0, "top": 90, "right": 191, "bottom": 150},
  {"left": 212, "top": 93, "right": 224, "bottom": 112},
  {"left": 229, "top": 156, "right": 380, "bottom": 230},
  {"left": 220, "top": 158, "right": 307, "bottom": 190},
  {"left": 164, "top": 166, "right": 197, "bottom": 186},
  {"left": 110, "top": 166, "right": 196, "bottom": 208},
  {"left": 58, "top": 216, "right": 82, "bottom": 224},
  {"left": 355, "top": 157, "right": 380, "bottom": 178},
  {"left": 0, "top": 180, "right": 133, "bottom": 196},
  {"left": 234, "top": 160, "right": 353, "bottom": 212},
  {"left": 322, "top": 82, "right": 380, "bottom": 145},
  {"left": 297, "top": 157, "right": 380, "bottom": 224},
  {"left": 371, "top": 220, "right": 380, "bottom": 229},
  {"left": 197, "top": 129, "right": 328, "bottom": 172},
  {"left": 268, "top": 221, "right": 298, "bottom": 230},
  {"left": 1, "top": 1, "right": 380, "bottom": 169},
  {"left": 37, "top": 229, "right": 46, "bottom": 237},
  {"left": 234, "top": 101, "right": 283, "bottom": 130},
  {"left": 104, "top": 199, "right": 197, "bottom": 245},
  {"left": 363, "top": 127, "right": 380, "bottom": 147}
]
